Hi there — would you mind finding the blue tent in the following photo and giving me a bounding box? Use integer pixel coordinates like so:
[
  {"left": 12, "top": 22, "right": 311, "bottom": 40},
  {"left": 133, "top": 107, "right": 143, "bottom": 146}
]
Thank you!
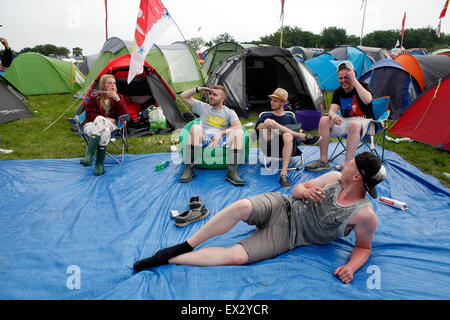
[
  {"left": 305, "top": 46, "right": 374, "bottom": 91},
  {"left": 360, "top": 58, "right": 422, "bottom": 120}
]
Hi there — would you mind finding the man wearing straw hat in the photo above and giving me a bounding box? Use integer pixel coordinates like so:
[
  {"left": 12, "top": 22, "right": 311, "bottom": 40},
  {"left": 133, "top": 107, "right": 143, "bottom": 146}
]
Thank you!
[{"left": 255, "top": 88, "right": 321, "bottom": 188}]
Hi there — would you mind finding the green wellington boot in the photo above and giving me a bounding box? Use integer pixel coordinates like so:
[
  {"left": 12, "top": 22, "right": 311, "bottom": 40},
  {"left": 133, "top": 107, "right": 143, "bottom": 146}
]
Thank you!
[
  {"left": 180, "top": 145, "right": 201, "bottom": 183},
  {"left": 94, "top": 145, "right": 107, "bottom": 176},
  {"left": 226, "top": 149, "right": 244, "bottom": 186},
  {"left": 80, "top": 135, "right": 100, "bottom": 166}
]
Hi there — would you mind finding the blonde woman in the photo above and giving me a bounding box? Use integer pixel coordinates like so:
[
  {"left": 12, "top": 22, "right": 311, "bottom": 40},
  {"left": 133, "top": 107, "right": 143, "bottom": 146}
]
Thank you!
[{"left": 80, "top": 74, "right": 128, "bottom": 175}]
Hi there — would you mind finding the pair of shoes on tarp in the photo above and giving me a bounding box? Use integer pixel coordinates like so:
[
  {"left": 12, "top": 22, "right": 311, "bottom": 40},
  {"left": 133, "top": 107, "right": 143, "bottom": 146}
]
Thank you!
[{"left": 175, "top": 196, "right": 209, "bottom": 227}]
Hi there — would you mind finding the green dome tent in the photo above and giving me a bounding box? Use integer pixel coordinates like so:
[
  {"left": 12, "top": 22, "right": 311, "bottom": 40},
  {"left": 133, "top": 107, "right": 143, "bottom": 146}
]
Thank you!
[
  {"left": 4, "top": 52, "right": 85, "bottom": 95},
  {"left": 76, "top": 37, "right": 206, "bottom": 98}
]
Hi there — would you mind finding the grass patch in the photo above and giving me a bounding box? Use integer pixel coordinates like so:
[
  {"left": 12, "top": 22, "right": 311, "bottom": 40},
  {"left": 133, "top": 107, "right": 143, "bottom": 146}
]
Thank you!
[{"left": 1, "top": 93, "right": 449, "bottom": 188}]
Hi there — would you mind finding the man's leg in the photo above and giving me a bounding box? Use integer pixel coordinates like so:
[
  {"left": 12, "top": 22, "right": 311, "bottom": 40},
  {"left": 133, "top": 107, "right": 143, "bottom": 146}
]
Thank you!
[
  {"left": 344, "top": 120, "right": 363, "bottom": 164},
  {"left": 262, "top": 118, "right": 320, "bottom": 143},
  {"left": 180, "top": 124, "right": 203, "bottom": 182},
  {"left": 317, "top": 116, "right": 334, "bottom": 163},
  {"left": 280, "top": 132, "right": 294, "bottom": 177},
  {"left": 226, "top": 128, "right": 245, "bottom": 185},
  {"left": 133, "top": 199, "right": 253, "bottom": 270},
  {"left": 305, "top": 116, "right": 334, "bottom": 171}
]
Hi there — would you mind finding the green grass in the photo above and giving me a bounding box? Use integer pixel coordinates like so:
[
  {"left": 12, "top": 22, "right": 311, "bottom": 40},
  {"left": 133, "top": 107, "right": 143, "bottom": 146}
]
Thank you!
[{"left": 1, "top": 93, "right": 449, "bottom": 188}]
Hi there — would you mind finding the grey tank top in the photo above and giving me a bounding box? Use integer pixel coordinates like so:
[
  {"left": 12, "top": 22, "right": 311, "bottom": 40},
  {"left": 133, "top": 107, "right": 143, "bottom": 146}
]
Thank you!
[{"left": 285, "top": 183, "right": 372, "bottom": 249}]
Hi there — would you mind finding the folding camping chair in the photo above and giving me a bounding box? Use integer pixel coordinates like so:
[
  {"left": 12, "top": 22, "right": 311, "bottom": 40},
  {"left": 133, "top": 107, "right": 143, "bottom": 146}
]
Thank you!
[
  {"left": 68, "top": 111, "right": 129, "bottom": 164},
  {"left": 256, "top": 111, "right": 305, "bottom": 171},
  {"left": 328, "top": 96, "right": 391, "bottom": 162}
]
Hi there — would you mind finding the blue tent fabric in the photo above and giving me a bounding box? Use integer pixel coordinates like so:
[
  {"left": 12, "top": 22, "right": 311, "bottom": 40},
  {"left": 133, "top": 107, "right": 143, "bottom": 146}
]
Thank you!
[
  {"left": 306, "top": 46, "right": 374, "bottom": 91},
  {"left": 361, "top": 59, "right": 422, "bottom": 120},
  {"left": 0, "top": 146, "right": 449, "bottom": 300}
]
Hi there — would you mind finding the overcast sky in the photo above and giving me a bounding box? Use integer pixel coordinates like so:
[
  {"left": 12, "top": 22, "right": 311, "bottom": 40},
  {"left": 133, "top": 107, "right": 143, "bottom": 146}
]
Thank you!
[{"left": 1, "top": 0, "right": 448, "bottom": 55}]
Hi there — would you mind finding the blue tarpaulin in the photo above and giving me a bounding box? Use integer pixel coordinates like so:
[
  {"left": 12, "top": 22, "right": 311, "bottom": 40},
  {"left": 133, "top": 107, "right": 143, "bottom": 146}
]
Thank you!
[{"left": 0, "top": 145, "right": 449, "bottom": 299}]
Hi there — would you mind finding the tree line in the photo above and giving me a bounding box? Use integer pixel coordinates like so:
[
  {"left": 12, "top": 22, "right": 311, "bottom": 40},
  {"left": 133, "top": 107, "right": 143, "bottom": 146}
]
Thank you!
[
  {"left": 0, "top": 44, "right": 83, "bottom": 59},
  {"left": 187, "top": 26, "right": 449, "bottom": 53},
  {"left": 1, "top": 26, "right": 448, "bottom": 59}
]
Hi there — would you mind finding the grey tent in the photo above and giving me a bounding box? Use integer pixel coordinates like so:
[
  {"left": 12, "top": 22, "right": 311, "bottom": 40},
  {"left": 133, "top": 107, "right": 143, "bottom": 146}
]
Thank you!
[
  {"left": 205, "top": 46, "right": 324, "bottom": 117},
  {"left": 288, "top": 46, "right": 318, "bottom": 61},
  {"left": 357, "top": 45, "right": 391, "bottom": 62},
  {"left": 78, "top": 54, "right": 99, "bottom": 76},
  {"left": 0, "top": 75, "right": 32, "bottom": 124}
]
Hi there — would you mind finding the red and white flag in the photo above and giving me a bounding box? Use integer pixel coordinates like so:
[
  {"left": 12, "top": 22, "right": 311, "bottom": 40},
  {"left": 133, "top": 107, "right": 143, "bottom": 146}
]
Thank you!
[
  {"left": 439, "top": 0, "right": 449, "bottom": 19},
  {"left": 280, "top": 0, "right": 285, "bottom": 20},
  {"left": 127, "top": 0, "right": 173, "bottom": 84},
  {"left": 400, "top": 12, "right": 406, "bottom": 35}
]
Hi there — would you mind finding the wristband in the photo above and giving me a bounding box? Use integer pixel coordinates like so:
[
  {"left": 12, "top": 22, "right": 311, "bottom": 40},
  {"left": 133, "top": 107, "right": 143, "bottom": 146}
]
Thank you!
[{"left": 195, "top": 87, "right": 199, "bottom": 93}]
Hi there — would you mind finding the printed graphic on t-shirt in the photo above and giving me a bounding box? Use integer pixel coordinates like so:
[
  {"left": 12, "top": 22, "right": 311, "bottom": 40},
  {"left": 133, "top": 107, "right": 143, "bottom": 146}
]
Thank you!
[
  {"left": 205, "top": 114, "right": 228, "bottom": 128},
  {"left": 340, "top": 96, "right": 364, "bottom": 117}
]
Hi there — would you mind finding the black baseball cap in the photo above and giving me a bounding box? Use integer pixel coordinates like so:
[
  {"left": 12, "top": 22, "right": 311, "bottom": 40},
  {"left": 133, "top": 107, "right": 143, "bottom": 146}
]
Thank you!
[{"left": 355, "top": 152, "right": 386, "bottom": 198}]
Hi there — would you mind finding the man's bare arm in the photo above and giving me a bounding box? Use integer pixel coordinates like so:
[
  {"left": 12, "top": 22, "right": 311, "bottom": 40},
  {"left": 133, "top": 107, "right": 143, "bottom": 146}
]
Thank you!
[
  {"left": 292, "top": 171, "right": 341, "bottom": 202},
  {"left": 334, "top": 206, "right": 378, "bottom": 283},
  {"left": 180, "top": 87, "right": 211, "bottom": 107}
]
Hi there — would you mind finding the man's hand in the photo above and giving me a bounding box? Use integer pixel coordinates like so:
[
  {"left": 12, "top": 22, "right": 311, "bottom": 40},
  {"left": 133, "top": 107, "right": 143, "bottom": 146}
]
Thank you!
[
  {"left": 330, "top": 113, "right": 342, "bottom": 125},
  {"left": 0, "top": 38, "right": 9, "bottom": 50},
  {"left": 334, "top": 265, "right": 354, "bottom": 284},
  {"left": 208, "top": 131, "right": 224, "bottom": 148},
  {"left": 303, "top": 186, "right": 326, "bottom": 203}
]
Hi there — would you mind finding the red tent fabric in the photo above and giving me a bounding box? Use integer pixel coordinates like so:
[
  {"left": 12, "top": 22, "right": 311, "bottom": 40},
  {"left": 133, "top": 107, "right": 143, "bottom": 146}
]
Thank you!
[{"left": 390, "top": 76, "right": 450, "bottom": 150}]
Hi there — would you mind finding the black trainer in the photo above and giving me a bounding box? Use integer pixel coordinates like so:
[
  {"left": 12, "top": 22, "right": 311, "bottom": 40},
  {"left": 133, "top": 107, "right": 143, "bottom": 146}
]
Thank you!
[{"left": 303, "top": 135, "right": 322, "bottom": 145}]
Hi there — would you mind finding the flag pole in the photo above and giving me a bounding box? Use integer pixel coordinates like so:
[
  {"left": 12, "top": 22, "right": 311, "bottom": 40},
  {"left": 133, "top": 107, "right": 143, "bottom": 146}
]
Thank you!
[
  {"left": 105, "top": 0, "right": 109, "bottom": 41},
  {"left": 279, "top": 0, "right": 285, "bottom": 47},
  {"left": 360, "top": 0, "right": 367, "bottom": 45}
]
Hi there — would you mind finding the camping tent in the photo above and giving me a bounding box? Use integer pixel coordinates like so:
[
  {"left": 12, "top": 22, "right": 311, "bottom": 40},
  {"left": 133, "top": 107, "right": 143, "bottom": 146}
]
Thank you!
[
  {"left": 431, "top": 48, "right": 450, "bottom": 56},
  {"left": 0, "top": 74, "right": 32, "bottom": 124},
  {"left": 75, "top": 37, "right": 134, "bottom": 98},
  {"left": 288, "top": 46, "right": 318, "bottom": 61},
  {"left": 327, "top": 45, "right": 374, "bottom": 74},
  {"left": 77, "top": 38, "right": 206, "bottom": 98},
  {"left": 4, "top": 52, "right": 85, "bottom": 95},
  {"left": 146, "top": 41, "right": 207, "bottom": 94},
  {"left": 201, "top": 42, "right": 267, "bottom": 76},
  {"left": 205, "top": 46, "right": 325, "bottom": 117},
  {"left": 356, "top": 45, "right": 391, "bottom": 62},
  {"left": 75, "top": 55, "right": 185, "bottom": 130},
  {"left": 305, "top": 45, "right": 374, "bottom": 91},
  {"left": 360, "top": 58, "right": 421, "bottom": 120},
  {"left": 78, "top": 54, "right": 99, "bottom": 76},
  {"left": 390, "top": 76, "right": 450, "bottom": 150},
  {"left": 395, "top": 53, "right": 450, "bottom": 91}
]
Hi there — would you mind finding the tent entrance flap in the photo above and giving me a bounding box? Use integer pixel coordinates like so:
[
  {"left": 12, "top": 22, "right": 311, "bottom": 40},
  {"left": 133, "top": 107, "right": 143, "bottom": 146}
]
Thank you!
[
  {"left": 245, "top": 57, "right": 314, "bottom": 112},
  {"left": 146, "top": 72, "right": 185, "bottom": 129}
]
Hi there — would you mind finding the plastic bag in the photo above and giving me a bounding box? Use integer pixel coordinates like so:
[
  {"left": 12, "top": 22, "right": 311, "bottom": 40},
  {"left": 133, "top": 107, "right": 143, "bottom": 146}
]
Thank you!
[{"left": 148, "top": 106, "right": 167, "bottom": 130}]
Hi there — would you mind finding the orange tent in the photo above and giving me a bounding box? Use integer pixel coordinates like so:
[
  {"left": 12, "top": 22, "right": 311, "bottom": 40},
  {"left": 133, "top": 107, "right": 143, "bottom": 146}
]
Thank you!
[{"left": 395, "top": 53, "right": 426, "bottom": 91}]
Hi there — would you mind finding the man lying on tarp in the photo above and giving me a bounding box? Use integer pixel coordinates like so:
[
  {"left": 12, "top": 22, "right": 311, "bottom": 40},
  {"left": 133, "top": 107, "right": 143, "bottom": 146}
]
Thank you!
[{"left": 133, "top": 151, "right": 386, "bottom": 284}]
